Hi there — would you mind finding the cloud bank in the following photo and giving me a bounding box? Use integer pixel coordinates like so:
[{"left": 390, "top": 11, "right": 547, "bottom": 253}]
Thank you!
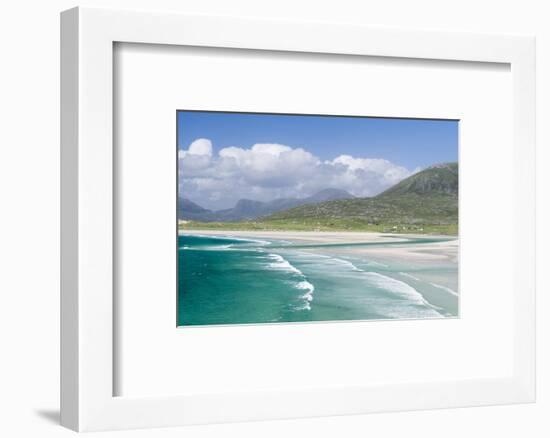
[{"left": 178, "top": 138, "right": 415, "bottom": 210}]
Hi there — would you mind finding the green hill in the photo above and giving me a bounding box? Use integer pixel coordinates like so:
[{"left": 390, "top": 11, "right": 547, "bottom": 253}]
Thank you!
[{"left": 379, "top": 162, "right": 458, "bottom": 197}]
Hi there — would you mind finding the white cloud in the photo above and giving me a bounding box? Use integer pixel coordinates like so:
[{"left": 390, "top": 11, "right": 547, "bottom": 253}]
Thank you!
[
  {"left": 178, "top": 138, "right": 414, "bottom": 210},
  {"left": 327, "top": 155, "right": 411, "bottom": 189},
  {"left": 186, "top": 138, "right": 212, "bottom": 156}
]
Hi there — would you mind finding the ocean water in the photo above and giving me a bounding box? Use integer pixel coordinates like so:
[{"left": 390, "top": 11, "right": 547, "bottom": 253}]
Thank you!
[{"left": 177, "top": 234, "right": 458, "bottom": 326}]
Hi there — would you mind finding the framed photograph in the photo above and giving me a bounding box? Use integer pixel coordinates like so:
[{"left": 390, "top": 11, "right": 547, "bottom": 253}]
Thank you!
[
  {"left": 176, "top": 111, "right": 459, "bottom": 326},
  {"left": 61, "top": 7, "right": 536, "bottom": 432}
]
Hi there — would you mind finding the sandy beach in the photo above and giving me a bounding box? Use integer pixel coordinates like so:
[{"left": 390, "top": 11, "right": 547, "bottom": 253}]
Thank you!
[{"left": 178, "top": 229, "right": 459, "bottom": 264}]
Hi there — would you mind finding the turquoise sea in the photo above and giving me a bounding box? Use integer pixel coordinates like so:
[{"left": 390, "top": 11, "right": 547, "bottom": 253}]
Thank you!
[{"left": 177, "top": 234, "right": 458, "bottom": 326}]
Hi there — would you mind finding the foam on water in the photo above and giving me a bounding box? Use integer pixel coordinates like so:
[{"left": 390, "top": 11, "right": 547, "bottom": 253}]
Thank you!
[
  {"left": 266, "top": 253, "right": 303, "bottom": 274},
  {"left": 331, "top": 258, "right": 363, "bottom": 271},
  {"left": 179, "top": 233, "right": 272, "bottom": 246},
  {"left": 364, "top": 260, "right": 389, "bottom": 268},
  {"left": 429, "top": 282, "right": 459, "bottom": 296},
  {"left": 265, "top": 253, "right": 315, "bottom": 311},
  {"left": 295, "top": 280, "right": 315, "bottom": 310},
  {"left": 225, "top": 235, "right": 272, "bottom": 246},
  {"left": 399, "top": 272, "right": 421, "bottom": 281},
  {"left": 298, "top": 254, "right": 363, "bottom": 272},
  {"left": 265, "top": 251, "right": 445, "bottom": 317},
  {"left": 364, "top": 271, "right": 443, "bottom": 315}
]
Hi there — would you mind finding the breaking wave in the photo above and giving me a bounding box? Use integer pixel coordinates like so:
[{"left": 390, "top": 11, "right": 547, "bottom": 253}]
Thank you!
[{"left": 265, "top": 253, "right": 314, "bottom": 311}]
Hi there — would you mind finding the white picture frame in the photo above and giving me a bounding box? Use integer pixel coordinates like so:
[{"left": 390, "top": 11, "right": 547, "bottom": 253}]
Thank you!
[{"left": 60, "top": 6, "right": 536, "bottom": 432}]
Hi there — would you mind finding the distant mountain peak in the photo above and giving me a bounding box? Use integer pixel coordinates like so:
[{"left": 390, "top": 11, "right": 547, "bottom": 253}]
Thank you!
[
  {"left": 233, "top": 199, "right": 265, "bottom": 214},
  {"left": 179, "top": 198, "right": 210, "bottom": 213},
  {"left": 307, "top": 188, "right": 355, "bottom": 203}
]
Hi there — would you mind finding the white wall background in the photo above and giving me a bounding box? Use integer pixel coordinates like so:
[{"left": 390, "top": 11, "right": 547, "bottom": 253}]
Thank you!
[{"left": 0, "top": 1, "right": 547, "bottom": 437}]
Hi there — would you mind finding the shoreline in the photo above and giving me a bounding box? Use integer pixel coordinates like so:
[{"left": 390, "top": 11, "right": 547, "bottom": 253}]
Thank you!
[
  {"left": 178, "top": 228, "right": 457, "bottom": 241},
  {"left": 178, "top": 229, "right": 459, "bottom": 264}
]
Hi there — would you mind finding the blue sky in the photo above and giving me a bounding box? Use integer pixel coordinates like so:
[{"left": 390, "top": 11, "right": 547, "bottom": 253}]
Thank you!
[
  {"left": 177, "top": 111, "right": 458, "bottom": 170},
  {"left": 177, "top": 110, "right": 458, "bottom": 209}
]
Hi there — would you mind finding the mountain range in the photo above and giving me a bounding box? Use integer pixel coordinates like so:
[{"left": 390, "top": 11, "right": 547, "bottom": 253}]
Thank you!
[
  {"left": 179, "top": 162, "right": 458, "bottom": 233},
  {"left": 178, "top": 188, "right": 355, "bottom": 222}
]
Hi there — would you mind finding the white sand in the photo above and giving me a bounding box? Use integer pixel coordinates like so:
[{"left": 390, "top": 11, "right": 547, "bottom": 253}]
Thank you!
[
  {"left": 180, "top": 229, "right": 391, "bottom": 243},
  {"left": 179, "top": 229, "right": 458, "bottom": 264}
]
